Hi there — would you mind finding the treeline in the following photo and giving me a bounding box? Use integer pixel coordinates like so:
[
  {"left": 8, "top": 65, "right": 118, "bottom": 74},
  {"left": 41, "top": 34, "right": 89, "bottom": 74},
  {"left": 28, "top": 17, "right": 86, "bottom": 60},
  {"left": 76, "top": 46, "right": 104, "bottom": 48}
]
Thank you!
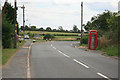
[
  {"left": 20, "top": 25, "right": 81, "bottom": 33},
  {"left": 84, "top": 10, "right": 119, "bottom": 48}
]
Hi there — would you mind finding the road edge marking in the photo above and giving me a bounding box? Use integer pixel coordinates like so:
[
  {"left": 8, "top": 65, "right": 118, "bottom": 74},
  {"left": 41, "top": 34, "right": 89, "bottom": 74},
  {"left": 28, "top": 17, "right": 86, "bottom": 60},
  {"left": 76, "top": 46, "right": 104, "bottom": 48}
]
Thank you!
[
  {"left": 27, "top": 43, "right": 32, "bottom": 78},
  {"left": 97, "top": 73, "right": 111, "bottom": 80},
  {"left": 73, "top": 59, "right": 89, "bottom": 68}
]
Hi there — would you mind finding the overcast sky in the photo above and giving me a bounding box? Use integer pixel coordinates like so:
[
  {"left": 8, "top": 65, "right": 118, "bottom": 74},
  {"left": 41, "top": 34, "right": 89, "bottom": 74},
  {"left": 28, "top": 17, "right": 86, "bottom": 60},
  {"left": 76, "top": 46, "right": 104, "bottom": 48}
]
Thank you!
[{"left": 1, "top": 0, "right": 119, "bottom": 30}]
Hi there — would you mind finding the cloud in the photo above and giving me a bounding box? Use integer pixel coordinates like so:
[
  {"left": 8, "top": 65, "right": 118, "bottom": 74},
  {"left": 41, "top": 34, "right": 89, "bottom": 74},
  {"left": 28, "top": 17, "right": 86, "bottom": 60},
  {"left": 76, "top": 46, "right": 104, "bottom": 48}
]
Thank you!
[
  {"left": 2, "top": 0, "right": 119, "bottom": 30},
  {"left": 85, "top": 2, "right": 118, "bottom": 11}
]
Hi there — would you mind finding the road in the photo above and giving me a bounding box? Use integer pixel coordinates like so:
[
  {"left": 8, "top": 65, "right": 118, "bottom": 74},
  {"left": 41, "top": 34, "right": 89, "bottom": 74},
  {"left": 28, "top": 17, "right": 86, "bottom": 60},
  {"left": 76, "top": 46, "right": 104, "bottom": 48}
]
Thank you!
[{"left": 30, "top": 41, "right": 118, "bottom": 79}]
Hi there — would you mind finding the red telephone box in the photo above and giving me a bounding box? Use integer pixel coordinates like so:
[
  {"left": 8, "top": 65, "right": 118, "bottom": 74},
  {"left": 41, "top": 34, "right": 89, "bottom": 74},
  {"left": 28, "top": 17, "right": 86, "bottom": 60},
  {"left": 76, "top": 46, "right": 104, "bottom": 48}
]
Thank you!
[{"left": 88, "top": 30, "right": 97, "bottom": 50}]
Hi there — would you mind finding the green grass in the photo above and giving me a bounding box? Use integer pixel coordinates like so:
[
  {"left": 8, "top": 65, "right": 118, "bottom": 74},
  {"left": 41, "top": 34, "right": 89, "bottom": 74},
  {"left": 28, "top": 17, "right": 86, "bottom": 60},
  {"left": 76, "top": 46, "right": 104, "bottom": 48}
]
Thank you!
[
  {"left": 80, "top": 44, "right": 88, "bottom": 46},
  {"left": 1, "top": 41, "right": 26, "bottom": 66},
  {"left": 21, "top": 31, "right": 79, "bottom": 35},
  {"left": 55, "top": 36, "right": 80, "bottom": 38},
  {"left": 2, "top": 49, "right": 17, "bottom": 65},
  {"left": 17, "top": 40, "right": 25, "bottom": 47},
  {"left": 102, "top": 45, "right": 118, "bottom": 56},
  {"left": 79, "top": 43, "right": 119, "bottom": 57}
]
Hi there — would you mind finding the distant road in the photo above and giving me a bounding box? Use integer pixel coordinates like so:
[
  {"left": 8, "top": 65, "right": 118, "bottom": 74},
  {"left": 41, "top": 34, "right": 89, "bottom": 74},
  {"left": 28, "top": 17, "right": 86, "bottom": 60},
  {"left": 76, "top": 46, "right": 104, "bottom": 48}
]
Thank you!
[{"left": 30, "top": 41, "right": 118, "bottom": 79}]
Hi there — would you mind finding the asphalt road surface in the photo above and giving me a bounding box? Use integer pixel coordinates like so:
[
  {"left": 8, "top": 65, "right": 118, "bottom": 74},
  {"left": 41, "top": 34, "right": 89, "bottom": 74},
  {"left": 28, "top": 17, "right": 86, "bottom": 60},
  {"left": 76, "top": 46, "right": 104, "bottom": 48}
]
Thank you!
[{"left": 30, "top": 41, "right": 118, "bottom": 79}]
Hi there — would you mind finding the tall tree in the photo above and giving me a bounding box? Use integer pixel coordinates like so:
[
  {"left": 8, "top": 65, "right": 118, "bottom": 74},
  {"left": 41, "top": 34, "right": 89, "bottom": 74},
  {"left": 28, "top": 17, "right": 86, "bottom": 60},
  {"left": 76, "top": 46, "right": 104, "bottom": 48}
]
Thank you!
[
  {"left": 73, "top": 25, "right": 78, "bottom": 32},
  {"left": 2, "top": 2, "right": 17, "bottom": 48},
  {"left": 4, "top": 2, "right": 15, "bottom": 24}
]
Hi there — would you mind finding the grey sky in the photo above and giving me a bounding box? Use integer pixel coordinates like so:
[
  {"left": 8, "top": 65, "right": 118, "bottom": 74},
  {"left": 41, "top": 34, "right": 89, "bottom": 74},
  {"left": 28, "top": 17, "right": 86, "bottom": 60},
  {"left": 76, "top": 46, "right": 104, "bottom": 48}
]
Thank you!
[{"left": 1, "top": 0, "right": 119, "bottom": 30}]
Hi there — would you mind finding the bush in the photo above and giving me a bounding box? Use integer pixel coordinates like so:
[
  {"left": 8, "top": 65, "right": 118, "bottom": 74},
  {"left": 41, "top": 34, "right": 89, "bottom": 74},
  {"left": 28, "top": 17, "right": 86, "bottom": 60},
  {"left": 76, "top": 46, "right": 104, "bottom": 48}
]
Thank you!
[
  {"left": 81, "top": 37, "right": 88, "bottom": 44},
  {"left": 2, "top": 16, "right": 14, "bottom": 48},
  {"left": 43, "top": 34, "right": 55, "bottom": 40}
]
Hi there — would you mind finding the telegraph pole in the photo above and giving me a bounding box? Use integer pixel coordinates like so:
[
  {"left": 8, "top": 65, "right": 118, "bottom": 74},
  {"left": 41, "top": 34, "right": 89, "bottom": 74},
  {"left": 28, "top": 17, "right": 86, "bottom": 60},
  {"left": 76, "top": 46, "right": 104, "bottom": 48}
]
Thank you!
[
  {"left": 81, "top": 2, "right": 83, "bottom": 44},
  {"left": 21, "top": 5, "right": 25, "bottom": 35},
  {"left": 14, "top": 0, "right": 17, "bottom": 48}
]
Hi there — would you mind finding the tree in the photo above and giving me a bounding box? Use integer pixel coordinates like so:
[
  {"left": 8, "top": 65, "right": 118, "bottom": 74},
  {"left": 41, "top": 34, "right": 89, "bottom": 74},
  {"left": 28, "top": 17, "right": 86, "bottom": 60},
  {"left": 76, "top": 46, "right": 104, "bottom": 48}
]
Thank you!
[
  {"left": 84, "top": 21, "right": 92, "bottom": 31},
  {"left": 53, "top": 29, "right": 57, "bottom": 32},
  {"left": 84, "top": 10, "right": 112, "bottom": 32},
  {"left": 20, "top": 26, "right": 24, "bottom": 30},
  {"left": 39, "top": 27, "right": 44, "bottom": 31},
  {"left": 73, "top": 25, "right": 78, "bottom": 32},
  {"left": 2, "top": 15, "right": 14, "bottom": 48},
  {"left": 31, "top": 26, "right": 36, "bottom": 31},
  {"left": 4, "top": 2, "right": 15, "bottom": 24},
  {"left": 24, "top": 25, "right": 30, "bottom": 31},
  {"left": 46, "top": 27, "right": 52, "bottom": 31},
  {"left": 2, "top": 2, "right": 17, "bottom": 48},
  {"left": 58, "top": 26, "right": 64, "bottom": 32}
]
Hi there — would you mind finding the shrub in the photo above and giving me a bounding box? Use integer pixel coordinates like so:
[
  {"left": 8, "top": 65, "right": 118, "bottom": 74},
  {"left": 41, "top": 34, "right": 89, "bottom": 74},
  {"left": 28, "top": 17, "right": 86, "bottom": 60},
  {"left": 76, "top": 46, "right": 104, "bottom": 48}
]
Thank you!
[
  {"left": 43, "top": 34, "right": 55, "bottom": 40},
  {"left": 98, "top": 35, "right": 111, "bottom": 49},
  {"left": 81, "top": 37, "right": 88, "bottom": 44},
  {"left": 2, "top": 16, "right": 14, "bottom": 48}
]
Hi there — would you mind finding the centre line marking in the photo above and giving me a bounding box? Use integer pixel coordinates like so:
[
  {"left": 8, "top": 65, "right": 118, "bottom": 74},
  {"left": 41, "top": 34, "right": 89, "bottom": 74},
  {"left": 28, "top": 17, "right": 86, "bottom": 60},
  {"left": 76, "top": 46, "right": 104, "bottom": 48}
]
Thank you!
[
  {"left": 63, "top": 54, "right": 70, "bottom": 58},
  {"left": 53, "top": 47, "right": 56, "bottom": 49},
  {"left": 58, "top": 50, "right": 62, "bottom": 54},
  {"left": 73, "top": 59, "right": 89, "bottom": 68},
  {"left": 97, "top": 73, "right": 111, "bottom": 80},
  {"left": 57, "top": 50, "right": 71, "bottom": 58},
  {"left": 51, "top": 44, "right": 52, "bottom": 46}
]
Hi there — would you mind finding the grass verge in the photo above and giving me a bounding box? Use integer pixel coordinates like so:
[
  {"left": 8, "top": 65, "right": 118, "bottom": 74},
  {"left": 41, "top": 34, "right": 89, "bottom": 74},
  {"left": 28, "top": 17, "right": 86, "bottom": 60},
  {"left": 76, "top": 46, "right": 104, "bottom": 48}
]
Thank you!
[
  {"left": 101, "top": 45, "right": 118, "bottom": 56},
  {"left": 80, "top": 44, "right": 88, "bottom": 46},
  {"left": 2, "top": 49, "right": 17, "bottom": 66},
  {"left": 79, "top": 43, "right": 119, "bottom": 57},
  {"left": 1, "top": 41, "right": 26, "bottom": 66}
]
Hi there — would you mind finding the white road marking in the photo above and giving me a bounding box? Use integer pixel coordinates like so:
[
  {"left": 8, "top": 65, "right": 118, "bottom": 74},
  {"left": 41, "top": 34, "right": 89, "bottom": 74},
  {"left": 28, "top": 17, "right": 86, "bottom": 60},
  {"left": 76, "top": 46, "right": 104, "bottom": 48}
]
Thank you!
[
  {"left": 53, "top": 47, "right": 56, "bottom": 50},
  {"left": 57, "top": 50, "right": 70, "bottom": 58},
  {"left": 58, "top": 50, "right": 62, "bottom": 54},
  {"left": 97, "top": 73, "right": 111, "bottom": 80},
  {"left": 63, "top": 54, "right": 70, "bottom": 58},
  {"left": 73, "top": 59, "right": 89, "bottom": 68},
  {"left": 51, "top": 44, "right": 52, "bottom": 46},
  {"left": 27, "top": 43, "right": 32, "bottom": 78}
]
